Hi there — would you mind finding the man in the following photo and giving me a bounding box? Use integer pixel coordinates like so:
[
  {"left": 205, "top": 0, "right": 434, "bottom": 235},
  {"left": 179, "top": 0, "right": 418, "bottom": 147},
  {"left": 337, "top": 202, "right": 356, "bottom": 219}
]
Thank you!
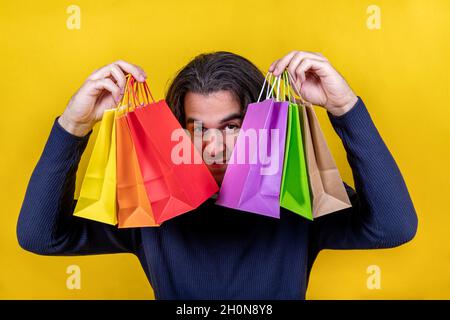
[{"left": 17, "top": 51, "right": 418, "bottom": 299}]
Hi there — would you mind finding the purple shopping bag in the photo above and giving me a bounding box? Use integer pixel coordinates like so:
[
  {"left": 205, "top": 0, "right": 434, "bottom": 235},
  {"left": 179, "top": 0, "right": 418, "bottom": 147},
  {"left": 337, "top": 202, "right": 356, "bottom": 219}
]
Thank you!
[{"left": 216, "top": 98, "right": 289, "bottom": 218}]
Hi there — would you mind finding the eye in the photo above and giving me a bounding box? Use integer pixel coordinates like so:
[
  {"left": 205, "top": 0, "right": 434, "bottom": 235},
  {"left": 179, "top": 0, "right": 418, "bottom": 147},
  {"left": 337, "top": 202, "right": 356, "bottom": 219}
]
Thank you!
[{"left": 225, "top": 123, "right": 239, "bottom": 131}]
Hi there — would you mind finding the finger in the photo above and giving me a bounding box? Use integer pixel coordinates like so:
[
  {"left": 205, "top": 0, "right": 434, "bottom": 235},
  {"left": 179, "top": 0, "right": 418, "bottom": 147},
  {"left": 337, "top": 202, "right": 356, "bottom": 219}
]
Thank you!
[
  {"left": 109, "top": 64, "right": 127, "bottom": 92},
  {"left": 268, "top": 59, "right": 279, "bottom": 73},
  {"left": 273, "top": 51, "right": 327, "bottom": 76},
  {"left": 271, "top": 51, "right": 297, "bottom": 75},
  {"left": 287, "top": 53, "right": 327, "bottom": 82},
  {"left": 86, "top": 78, "right": 121, "bottom": 102},
  {"left": 89, "top": 60, "right": 146, "bottom": 83},
  {"left": 294, "top": 58, "right": 331, "bottom": 84},
  {"left": 114, "top": 60, "right": 147, "bottom": 82},
  {"left": 295, "top": 97, "right": 312, "bottom": 107}
]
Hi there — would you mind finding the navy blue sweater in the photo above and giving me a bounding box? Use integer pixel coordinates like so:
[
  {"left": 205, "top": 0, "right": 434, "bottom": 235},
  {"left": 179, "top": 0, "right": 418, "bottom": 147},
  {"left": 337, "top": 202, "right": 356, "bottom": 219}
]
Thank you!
[{"left": 17, "top": 98, "right": 418, "bottom": 299}]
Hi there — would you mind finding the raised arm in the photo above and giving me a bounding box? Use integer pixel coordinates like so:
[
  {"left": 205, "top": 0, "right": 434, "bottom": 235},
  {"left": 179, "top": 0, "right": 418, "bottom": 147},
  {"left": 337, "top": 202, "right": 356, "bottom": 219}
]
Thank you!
[
  {"left": 17, "top": 60, "right": 148, "bottom": 256},
  {"left": 269, "top": 51, "right": 417, "bottom": 251},
  {"left": 309, "top": 97, "right": 417, "bottom": 250}
]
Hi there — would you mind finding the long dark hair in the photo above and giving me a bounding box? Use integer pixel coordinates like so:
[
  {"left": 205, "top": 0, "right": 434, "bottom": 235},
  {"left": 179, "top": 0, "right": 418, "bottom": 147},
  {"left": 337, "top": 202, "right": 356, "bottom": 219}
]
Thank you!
[{"left": 165, "top": 51, "right": 265, "bottom": 126}]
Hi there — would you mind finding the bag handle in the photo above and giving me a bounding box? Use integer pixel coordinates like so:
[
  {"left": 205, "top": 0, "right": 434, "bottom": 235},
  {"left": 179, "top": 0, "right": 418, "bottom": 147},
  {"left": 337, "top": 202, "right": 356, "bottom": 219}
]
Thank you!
[
  {"left": 116, "top": 74, "right": 135, "bottom": 114},
  {"left": 266, "top": 74, "right": 282, "bottom": 101},
  {"left": 257, "top": 72, "right": 271, "bottom": 103},
  {"left": 127, "top": 76, "right": 156, "bottom": 107},
  {"left": 282, "top": 71, "right": 295, "bottom": 104},
  {"left": 257, "top": 72, "right": 283, "bottom": 102},
  {"left": 132, "top": 81, "right": 149, "bottom": 106},
  {"left": 117, "top": 74, "right": 157, "bottom": 113},
  {"left": 141, "top": 81, "right": 155, "bottom": 104},
  {"left": 128, "top": 76, "right": 143, "bottom": 107},
  {"left": 285, "top": 71, "right": 310, "bottom": 107}
]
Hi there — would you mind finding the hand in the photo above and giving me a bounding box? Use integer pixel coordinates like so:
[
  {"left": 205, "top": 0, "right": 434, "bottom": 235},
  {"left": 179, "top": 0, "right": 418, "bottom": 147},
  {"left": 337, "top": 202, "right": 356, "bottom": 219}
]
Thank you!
[
  {"left": 269, "top": 51, "right": 358, "bottom": 117},
  {"left": 58, "top": 60, "right": 147, "bottom": 137}
]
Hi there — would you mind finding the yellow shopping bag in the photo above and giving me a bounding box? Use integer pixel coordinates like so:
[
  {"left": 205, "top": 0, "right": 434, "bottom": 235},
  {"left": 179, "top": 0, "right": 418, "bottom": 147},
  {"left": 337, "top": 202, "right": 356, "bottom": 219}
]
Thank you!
[{"left": 74, "top": 109, "right": 117, "bottom": 225}]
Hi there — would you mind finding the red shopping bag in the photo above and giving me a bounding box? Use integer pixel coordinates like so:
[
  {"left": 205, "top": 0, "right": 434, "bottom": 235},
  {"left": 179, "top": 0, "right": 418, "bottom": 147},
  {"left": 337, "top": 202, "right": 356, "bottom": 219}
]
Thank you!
[{"left": 126, "top": 78, "right": 219, "bottom": 224}]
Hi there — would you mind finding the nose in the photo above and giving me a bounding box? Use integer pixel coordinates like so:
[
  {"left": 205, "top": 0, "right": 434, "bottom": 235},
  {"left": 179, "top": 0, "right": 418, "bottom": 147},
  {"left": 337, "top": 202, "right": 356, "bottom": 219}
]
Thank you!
[{"left": 202, "top": 129, "right": 225, "bottom": 163}]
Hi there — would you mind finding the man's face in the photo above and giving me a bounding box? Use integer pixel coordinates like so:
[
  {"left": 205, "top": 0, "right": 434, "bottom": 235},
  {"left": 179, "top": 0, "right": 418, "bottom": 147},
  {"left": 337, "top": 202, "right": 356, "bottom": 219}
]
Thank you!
[{"left": 184, "top": 90, "right": 242, "bottom": 185}]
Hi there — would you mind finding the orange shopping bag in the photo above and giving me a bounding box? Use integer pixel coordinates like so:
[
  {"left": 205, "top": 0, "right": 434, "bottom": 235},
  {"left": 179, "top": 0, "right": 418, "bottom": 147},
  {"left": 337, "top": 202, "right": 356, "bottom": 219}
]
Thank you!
[{"left": 116, "top": 79, "right": 158, "bottom": 227}]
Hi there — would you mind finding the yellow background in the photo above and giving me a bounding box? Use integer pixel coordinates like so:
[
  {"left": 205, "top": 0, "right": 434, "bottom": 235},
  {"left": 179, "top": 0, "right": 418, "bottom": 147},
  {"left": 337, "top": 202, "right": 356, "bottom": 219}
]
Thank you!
[{"left": 1, "top": 0, "right": 449, "bottom": 299}]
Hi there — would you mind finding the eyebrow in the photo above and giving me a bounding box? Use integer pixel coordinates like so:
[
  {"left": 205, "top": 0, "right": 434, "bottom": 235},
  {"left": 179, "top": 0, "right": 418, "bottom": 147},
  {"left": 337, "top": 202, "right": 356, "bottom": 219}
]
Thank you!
[
  {"left": 186, "top": 113, "right": 242, "bottom": 125},
  {"left": 219, "top": 113, "right": 242, "bottom": 124}
]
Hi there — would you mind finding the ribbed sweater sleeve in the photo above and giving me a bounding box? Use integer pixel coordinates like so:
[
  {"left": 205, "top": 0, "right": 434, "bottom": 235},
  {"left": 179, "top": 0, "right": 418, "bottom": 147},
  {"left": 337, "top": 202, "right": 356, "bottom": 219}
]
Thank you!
[
  {"left": 16, "top": 117, "right": 141, "bottom": 256},
  {"left": 309, "top": 97, "right": 418, "bottom": 251}
]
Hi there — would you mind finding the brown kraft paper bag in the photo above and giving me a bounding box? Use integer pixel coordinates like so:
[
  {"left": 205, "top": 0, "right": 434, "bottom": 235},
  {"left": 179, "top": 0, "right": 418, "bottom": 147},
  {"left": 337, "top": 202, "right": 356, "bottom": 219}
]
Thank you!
[{"left": 300, "top": 105, "right": 352, "bottom": 218}]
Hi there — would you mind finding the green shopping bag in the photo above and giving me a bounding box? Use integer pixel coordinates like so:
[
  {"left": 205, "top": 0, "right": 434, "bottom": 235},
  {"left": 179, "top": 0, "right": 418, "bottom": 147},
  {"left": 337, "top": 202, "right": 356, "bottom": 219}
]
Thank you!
[{"left": 280, "top": 72, "right": 313, "bottom": 220}]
